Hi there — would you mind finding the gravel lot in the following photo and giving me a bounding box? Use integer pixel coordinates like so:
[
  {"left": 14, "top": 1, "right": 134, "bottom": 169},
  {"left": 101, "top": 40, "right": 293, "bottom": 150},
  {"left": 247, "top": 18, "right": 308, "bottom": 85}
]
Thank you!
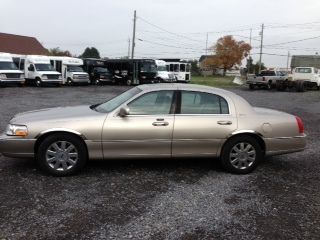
[{"left": 0, "top": 85, "right": 320, "bottom": 239}]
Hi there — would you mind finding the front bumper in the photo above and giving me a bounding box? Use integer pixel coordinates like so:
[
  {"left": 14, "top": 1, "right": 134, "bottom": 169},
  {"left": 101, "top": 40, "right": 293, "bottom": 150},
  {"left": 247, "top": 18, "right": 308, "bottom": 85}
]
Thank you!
[
  {"left": 72, "top": 78, "right": 90, "bottom": 83},
  {"left": 161, "top": 78, "right": 177, "bottom": 83},
  {"left": 0, "top": 79, "right": 25, "bottom": 84},
  {"left": 0, "top": 134, "right": 35, "bottom": 158},
  {"left": 264, "top": 134, "right": 307, "bottom": 156}
]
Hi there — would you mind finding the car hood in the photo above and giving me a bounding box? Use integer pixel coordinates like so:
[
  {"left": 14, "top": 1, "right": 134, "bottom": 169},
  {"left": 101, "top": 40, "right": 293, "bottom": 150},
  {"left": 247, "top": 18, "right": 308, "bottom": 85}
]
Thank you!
[{"left": 11, "top": 105, "right": 103, "bottom": 124}]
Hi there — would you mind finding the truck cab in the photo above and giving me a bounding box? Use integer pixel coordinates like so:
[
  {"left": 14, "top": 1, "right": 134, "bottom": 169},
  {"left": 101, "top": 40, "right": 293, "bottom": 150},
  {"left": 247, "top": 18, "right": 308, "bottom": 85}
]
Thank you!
[
  {"left": 24, "top": 55, "right": 62, "bottom": 87},
  {"left": 49, "top": 57, "right": 90, "bottom": 85},
  {"left": 0, "top": 53, "right": 25, "bottom": 87},
  {"left": 155, "top": 60, "right": 176, "bottom": 83}
]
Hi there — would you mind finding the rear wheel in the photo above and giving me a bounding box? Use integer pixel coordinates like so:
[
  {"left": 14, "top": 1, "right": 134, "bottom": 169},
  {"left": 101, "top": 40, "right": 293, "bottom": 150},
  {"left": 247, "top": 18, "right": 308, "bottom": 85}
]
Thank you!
[
  {"left": 249, "top": 84, "right": 254, "bottom": 90},
  {"left": 267, "top": 81, "right": 272, "bottom": 90},
  {"left": 126, "top": 79, "right": 132, "bottom": 86},
  {"left": 37, "top": 133, "right": 87, "bottom": 176},
  {"left": 67, "top": 78, "right": 73, "bottom": 86},
  {"left": 220, "top": 135, "right": 263, "bottom": 174},
  {"left": 296, "top": 80, "right": 305, "bottom": 92}
]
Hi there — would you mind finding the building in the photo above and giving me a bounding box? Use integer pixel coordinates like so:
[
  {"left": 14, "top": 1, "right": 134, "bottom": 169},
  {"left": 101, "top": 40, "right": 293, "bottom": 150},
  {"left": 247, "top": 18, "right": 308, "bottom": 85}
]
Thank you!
[
  {"left": 0, "top": 32, "right": 48, "bottom": 55},
  {"left": 291, "top": 55, "right": 320, "bottom": 69}
]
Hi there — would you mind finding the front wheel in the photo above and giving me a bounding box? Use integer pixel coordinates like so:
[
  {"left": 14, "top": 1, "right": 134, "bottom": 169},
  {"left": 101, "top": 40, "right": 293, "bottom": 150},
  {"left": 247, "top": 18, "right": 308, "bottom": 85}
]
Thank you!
[
  {"left": 220, "top": 136, "right": 263, "bottom": 174},
  {"left": 35, "top": 78, "right": 42, "bottom": 87},
  {"left": 37, "top": 134, "right": 88, "bottom": 176}
]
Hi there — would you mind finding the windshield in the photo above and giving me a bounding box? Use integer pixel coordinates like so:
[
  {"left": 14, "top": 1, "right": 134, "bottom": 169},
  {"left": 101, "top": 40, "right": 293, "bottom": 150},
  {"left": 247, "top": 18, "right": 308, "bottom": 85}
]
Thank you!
[
  {"left": 295, "top": 68, "right": 312, "bottom": 73},
  {"left": 157, "top": 65, "right": 167, "bottom": 71},
  {"left": 35, "top": 64, "right": 55, "bottom": 71},
  {"left": 141, "top": 62, "right": 157, "bottom": 73},
  {"left": 68, "top": 66, "right": 84, "bottom": 72},
  {"left": 0, "top": 61, "right": 18, "bottom": 70},
  {"left": 94, "top": 67, "right": 109, "bottom": 73},
  {"left": 94, "top": 87, "right": 142, "bottom": 113}
]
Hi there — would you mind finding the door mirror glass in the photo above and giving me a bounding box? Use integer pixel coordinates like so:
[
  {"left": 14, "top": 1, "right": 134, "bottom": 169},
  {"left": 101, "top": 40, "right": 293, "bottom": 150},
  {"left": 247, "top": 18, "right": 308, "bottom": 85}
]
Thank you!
[
  {"left": 28, "top": 65, "right": 34, "bottom": 71},
  {"left": 119, "top": 106, "right": 130, "bottom": 117}
]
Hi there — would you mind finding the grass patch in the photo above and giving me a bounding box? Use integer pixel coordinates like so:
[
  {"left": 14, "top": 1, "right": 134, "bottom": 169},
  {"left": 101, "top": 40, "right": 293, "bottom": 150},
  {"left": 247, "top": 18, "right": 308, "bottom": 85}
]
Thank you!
[{"left": 191, "top": 75, "right": 238, "bottom": 88}]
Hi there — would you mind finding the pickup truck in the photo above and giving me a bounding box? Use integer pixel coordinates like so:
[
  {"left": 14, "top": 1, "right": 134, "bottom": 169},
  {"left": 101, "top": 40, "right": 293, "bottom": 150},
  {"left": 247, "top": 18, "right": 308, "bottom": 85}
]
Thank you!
[
  {"left": 247, "top": 70, "right": 288, "bottom": 90},
  {"left": 276, "top": 67, "right": 320, "bottom": 92}
]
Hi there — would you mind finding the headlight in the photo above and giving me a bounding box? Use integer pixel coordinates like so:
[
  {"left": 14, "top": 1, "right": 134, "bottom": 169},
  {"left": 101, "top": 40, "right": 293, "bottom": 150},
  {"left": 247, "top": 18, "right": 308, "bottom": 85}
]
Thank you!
[
  {"left": 41, "top": 75, "right": 48, "bottom": 80},
  {"left": 0, "top": 74, "right": 7, "bottom": 79},
  {"left": 20, "top": 74, "right": 25, "bottom": 78},
  {"left": 6, "top": 124, "right": 28, "bottom": 137},
  {"left": 58, "top": 75, "right": 62, "bottom": 80}
]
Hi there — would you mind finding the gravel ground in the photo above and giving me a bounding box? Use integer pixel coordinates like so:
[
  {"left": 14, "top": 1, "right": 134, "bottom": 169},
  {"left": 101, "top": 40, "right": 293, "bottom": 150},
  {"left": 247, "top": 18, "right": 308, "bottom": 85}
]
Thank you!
[{"left": 0, "top": 85, "right": 319, "bottom": 239}]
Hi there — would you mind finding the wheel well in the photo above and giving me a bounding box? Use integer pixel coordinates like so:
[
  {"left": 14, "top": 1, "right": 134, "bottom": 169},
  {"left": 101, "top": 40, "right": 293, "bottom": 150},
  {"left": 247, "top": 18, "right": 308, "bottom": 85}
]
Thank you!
[
  {"left": 34, "top": 131, "right": 88, "bottom": 156},
  {"left": 221, "top": 133, "right": 266, "bottom": 155}
]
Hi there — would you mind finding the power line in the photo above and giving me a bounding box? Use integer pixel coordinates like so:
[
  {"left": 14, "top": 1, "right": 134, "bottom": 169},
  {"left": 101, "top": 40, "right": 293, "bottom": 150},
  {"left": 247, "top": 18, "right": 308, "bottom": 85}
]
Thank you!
[{"left": 137, "top": 38, "right": 206, "bottom": 51}]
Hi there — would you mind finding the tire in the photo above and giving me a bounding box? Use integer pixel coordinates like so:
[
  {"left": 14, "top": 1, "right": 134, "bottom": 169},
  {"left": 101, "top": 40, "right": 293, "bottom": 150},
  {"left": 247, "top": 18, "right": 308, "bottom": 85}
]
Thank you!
[
  {"left": 267, "top": 81, "right": 272, "bottom": 90},
  {"left": 35, "top": 78, "right": 42, "bottom": 87},
  {"left": 249, "top": 84, "right": 254, "bottom": 90},
  {"left": 95, "top": 79, "right": 101, "bottom": 85},
  {"left": 126, "top": 79, "right": 132, "bottom": 86},
  {"left": 296, "top": 80, "right": 305, "bottom": 92},
  {"left": 67, "top": 78, "right": 73, "bottom": 86},
  {"left": 220, "top": 135, "right": 263, "bottom": 174},
  {"left": 37, "top": 133, "right": 88, "bottom": 176}
]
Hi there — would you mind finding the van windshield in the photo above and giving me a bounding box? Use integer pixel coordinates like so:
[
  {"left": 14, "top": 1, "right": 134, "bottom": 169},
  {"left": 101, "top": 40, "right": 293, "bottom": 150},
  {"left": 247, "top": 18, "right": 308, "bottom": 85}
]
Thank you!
[
  {"left": 35, "top": 64, "right": 55, "bottom": 71},
  {"left": 0, "top": 61, "right": 18, "bottom": 70},
  {"left": 295, "top": 68, "right": 312, "bottom": 73},
  {"left": 68, "top": 66, "right": 84, "bottom": 72},
  {"left": 94, "top": 67, "right": 109, "bottom": 73},
  {"left": 157, "top": 65, "right": 167, "bottom": 71},
  {"left": 141, "top": 62, "right": 157, "bottom": 73}
]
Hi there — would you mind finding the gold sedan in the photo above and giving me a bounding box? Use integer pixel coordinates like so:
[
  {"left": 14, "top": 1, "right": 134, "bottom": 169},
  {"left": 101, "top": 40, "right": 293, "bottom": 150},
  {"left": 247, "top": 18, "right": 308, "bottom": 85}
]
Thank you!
[{"left": 0, "top": 84, "right": 306, "bottom": 176}]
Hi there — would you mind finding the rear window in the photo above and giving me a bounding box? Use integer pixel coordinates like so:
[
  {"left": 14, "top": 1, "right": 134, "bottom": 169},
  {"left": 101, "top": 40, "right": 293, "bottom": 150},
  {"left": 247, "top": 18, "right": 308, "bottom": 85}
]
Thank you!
[{"left": 295, "top": 68, "right": 312, "bottom": 73}]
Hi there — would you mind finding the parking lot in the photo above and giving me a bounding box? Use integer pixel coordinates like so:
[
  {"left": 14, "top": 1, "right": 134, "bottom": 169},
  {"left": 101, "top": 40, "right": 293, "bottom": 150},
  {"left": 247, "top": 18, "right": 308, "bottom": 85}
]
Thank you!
[{"left": 0, "top": 85, "right": 320, "bottom": 239}]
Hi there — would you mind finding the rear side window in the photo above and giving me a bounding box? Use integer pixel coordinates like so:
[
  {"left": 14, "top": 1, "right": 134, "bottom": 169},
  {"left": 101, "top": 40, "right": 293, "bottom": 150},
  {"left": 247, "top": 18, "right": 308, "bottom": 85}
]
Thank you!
[{"left": 180, "top": 91, "right": 229, "bottom": 114}]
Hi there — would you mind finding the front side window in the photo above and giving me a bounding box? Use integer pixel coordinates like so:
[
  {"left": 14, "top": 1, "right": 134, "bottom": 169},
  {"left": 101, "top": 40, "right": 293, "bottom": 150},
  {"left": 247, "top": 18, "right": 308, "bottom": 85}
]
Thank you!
[
  {"left": 128, "top": 91, "right": 174, "bottom": 115},
  {"left": 180, "top": 91, "right": 229, "bottom": 114}
]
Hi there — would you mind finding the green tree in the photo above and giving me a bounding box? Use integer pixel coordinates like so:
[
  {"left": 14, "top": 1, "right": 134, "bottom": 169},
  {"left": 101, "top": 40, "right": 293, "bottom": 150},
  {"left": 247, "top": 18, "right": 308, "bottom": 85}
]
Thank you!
[
  {"left": 80, "top": 47, "right": 101, "bottom": 58},
  {"left": 48, "top": 47, "right": 72, "bottom": 57}
]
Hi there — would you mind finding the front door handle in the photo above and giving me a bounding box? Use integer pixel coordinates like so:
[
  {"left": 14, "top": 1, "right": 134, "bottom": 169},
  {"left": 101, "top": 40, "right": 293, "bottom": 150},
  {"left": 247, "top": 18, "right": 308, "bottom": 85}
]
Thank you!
[
  {"left": 217, "top": 120, "right": 232, "bottom": 125},
  {"left": 152, "top": 122, "right": 169, "bottom": 126}
]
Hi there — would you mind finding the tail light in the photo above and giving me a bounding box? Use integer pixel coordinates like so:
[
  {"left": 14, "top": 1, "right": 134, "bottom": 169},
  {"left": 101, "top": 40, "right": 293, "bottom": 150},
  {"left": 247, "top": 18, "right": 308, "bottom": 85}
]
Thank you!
[{"left": 295, "top": 116, "right": 304, "bottom": 134}]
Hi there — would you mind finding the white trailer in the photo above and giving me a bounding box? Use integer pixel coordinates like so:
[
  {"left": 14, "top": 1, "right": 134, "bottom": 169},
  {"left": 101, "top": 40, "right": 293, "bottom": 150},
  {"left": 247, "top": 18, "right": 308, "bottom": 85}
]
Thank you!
[
  {"left": 165, "top": 61, "right": 191, "bottom": 82},
  {"left": 21, "top": 55, "right": 62, "bottom": 87},
  {"left": 0, "top": 53, "right": 25, "bottom": 86},
  {"left": 154, "top": 60, "right": 176, "bottom": 83},
  {"left": 49, "top": 56, "right": 90, "bottom": 85}
]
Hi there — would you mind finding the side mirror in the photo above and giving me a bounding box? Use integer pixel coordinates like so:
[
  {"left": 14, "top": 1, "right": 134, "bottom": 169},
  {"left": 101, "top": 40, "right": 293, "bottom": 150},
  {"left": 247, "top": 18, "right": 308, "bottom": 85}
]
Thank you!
[
  {"left": 28, "top": 66, "right": 34, "bottom": 71},
  {"left": 119, "top": 106, "right": 130, "bottom": 117}
]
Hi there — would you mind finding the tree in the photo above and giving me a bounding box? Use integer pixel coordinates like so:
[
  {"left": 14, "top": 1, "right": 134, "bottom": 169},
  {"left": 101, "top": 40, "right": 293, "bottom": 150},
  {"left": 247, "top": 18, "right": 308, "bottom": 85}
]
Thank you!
[
  {"left": 187, "top": 60, "right": 200, "bottom": 75},
  {"left": 80, "top": 47, "right": 101, "bottom": 58},
  {"left": 207, "top": 35, "right": 251, "bottom": 76},
  {"left": 48, "top": 47, "right": 72, "bottom": 57},
  {"left": 246, "top": 57, "right": 266, "bottom": 74}
]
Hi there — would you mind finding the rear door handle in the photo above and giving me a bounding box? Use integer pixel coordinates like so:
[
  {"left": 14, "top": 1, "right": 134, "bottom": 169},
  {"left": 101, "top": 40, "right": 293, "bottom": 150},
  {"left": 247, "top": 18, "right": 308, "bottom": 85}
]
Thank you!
[
  {"left": 217, "top": 120, "right": 232, "bottom": 125},
  {"left": 152, "top": 122, "right": 169, "bottom": 126}
]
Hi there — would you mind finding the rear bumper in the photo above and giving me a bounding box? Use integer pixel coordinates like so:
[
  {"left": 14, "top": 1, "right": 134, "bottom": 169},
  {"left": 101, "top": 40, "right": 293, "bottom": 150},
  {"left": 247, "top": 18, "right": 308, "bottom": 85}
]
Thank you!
[
  {"left": 0, "top": 134, "right": 35, "bottom": 158},
  {"left": 264, "top": 134, "right": 307, "bottom": 156}
]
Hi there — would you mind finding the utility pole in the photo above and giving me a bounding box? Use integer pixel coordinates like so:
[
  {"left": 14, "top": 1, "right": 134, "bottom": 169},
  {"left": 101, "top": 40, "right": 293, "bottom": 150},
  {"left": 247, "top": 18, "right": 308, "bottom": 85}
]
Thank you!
[
  {"left": 131, "top": 10, "right": 137, "bottom": 59},
  {"left": 258, "top": 23, "right": 264, "bottom": 73},
  {"left": 249, "top": 28, "right": 252, "bottom": 57},
  {"left": 127, "top": 38, "right": 131, "bottom": 58},
  {"left": 205, "top": 32, "right": 208, "bottom": 55},
  {"left": 286, "top": 51, "right": 290, "bottom": 71}
]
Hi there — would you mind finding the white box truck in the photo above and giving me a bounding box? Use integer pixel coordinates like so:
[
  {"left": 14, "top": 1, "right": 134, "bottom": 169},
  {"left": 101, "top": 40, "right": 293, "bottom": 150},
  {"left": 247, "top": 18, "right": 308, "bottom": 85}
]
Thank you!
[
  {"left": 49, "top": 57, "right": 90, "bottom": 85},
  {"left": 22, "top": 55, "right": 62, "bottom": 87},
  {"left": 0, "top": 53, "right": 25, "bottom": 87}
]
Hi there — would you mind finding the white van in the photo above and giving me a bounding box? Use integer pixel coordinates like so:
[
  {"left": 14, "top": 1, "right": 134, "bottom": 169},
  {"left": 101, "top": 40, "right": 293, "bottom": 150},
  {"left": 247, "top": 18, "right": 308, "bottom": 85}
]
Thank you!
[
  {"left": 23, "top": 55, "right": 62, "bottom": 87},
  {"left": 166, "top": 61, "right": 191, "bottom": 82},
  {"left": 155, "top": 60, "right": 176, "bottom": 82},
  {"left": 0, "top": 53, "right": 25, "bottom": 86},
  {"left": 49, "top": 57, "right": 90, "bottom": 85}
]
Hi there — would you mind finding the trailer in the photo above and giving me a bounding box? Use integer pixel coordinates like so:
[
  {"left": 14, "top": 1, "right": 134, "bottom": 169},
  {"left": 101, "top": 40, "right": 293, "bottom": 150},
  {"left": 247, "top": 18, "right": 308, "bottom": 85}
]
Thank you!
[{"left": 104, "top": 59, "right": 158, "bottom": 85}]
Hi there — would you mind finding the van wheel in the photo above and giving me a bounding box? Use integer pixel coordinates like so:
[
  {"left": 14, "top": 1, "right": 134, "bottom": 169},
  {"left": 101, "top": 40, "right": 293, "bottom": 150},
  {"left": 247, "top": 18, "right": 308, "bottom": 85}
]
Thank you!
[
  {"left": 220, "top": 135, "right": 263, "bottom": 174},
  {"left": 296, "top": 80, "right": 305, "bottom": 92},
  {"left": 67, "top": 78, "right": 73, "bottom": 86},
  {"left": 35, "top": 78, "right": 42, "bottom": 87},
  {"left": 126, "top": 79, "right": 132, "bottom": 86},
  {"left": 37, "top": 133, "right": 88, "bottom": 176},
  {"left": 267, "top": 81, "right": 272, "bottom": 90},
  {"left": 249, "top": 84, "right": 254, "bottom": 90},
  {"left": 95, "top": 79, "right": 101, "bottom": 85}
]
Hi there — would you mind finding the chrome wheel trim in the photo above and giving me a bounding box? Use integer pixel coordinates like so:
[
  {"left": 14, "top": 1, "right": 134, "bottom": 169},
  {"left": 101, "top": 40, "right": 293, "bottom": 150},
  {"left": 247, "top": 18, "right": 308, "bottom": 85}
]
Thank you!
[
  {"left": 36, "top": 80, "right": 41, "bottom": 87},
  {"left": 45, "top": 141, "right": 78, "bottom": 172},
  {"left": 229, "top": 142, "right": 256, "bottom": 170}
]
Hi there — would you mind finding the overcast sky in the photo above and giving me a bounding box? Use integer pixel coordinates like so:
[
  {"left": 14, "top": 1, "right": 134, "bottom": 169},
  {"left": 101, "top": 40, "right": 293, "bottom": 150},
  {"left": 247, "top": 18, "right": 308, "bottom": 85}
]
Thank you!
[{"left": 2, "top": 0, "right": 320, "bottom": 67}]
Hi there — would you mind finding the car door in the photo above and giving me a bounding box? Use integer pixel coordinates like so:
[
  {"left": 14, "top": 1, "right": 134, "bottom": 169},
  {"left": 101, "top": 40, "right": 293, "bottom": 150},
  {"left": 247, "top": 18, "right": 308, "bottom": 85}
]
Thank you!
[
  {"left": 102, "top": 90, "right": 176, "bottom": 159},
  {"left": 172, "top": 90, "right": 237, "bottom": 157}
]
